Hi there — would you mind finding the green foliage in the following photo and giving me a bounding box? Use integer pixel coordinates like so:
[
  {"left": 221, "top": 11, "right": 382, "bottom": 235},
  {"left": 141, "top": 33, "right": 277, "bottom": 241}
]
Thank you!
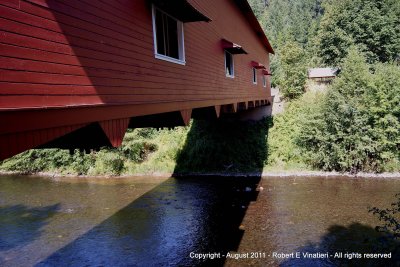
[
  {"left": 369, "top": 193, "right": 400, "bottom": 258},
  {"left": 369, "top": 193, "right": 400, "bottom": 240},
  {"left": 70, "top": 150, "right": 95, "bottom": 175},
  {"left": 317, "top": 0, "right": 400, "bottom": 65},
  {"left": 298, "top": 48, "right": 400, "bottom": 172},
  {"left": 267, "top": 91, "right": 322, "bottom": 170},
  {"left": 249, "top": 0, "right": 325, "bottom": 98},
  {"left": 174, "top": 119, "right": 270, "bottom": 173},
  {"left": 122, "top": 141, "right": 157, "bottom": 163},
  {"left": 277, "top": 41, "right": 308, "bottom": 99},
  {"left": 88, "top": 150, "right": 124, "bottom": 176},
  {"left": 0, "top": 149, "right": 71, "bottom": 173},
  {"left": 259, "top": 0, "right": 324, "bottom": 46},
  {"left": 248, "top": 0, "right": 268, "bottom": 22},
  {"left": 0, "top": 128, "right": 164, "bottom": 175}
]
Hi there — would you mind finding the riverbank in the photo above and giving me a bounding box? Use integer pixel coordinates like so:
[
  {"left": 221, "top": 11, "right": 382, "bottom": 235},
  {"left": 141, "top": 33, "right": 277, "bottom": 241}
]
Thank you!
[{"left": 1, "top": 170, "right": 399, "bottom": 179}]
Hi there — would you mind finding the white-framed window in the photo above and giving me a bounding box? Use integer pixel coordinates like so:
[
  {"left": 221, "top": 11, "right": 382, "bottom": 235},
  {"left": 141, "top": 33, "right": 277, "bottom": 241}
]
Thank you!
[
  {"left": 252, "top": 68, "right": 257, "bottom": 84},
  {"left": 152, "top": 5, "right": 185, "bottom": 65},
  {"left": 225, "top": 51, "right": 234, "bottom": 78},
  {"left": 262, "top": 75, "right": 266, "bottom": 87}
]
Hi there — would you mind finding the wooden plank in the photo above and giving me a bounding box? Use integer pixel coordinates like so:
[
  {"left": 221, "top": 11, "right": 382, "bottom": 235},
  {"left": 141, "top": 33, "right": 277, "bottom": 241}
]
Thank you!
[
  {"left": 1, "top": 0, "right": 20, "bottom": 9},
  {"left": 99, "top": 118, "right": 129, "bottom": 147},
  {"left": 214, "top": 105, "right": 221, "bottom": 118}
]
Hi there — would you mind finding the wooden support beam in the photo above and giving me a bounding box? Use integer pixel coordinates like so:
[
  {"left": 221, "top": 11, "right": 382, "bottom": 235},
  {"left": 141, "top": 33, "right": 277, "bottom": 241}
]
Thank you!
[
  {"left": 99, "top": 118, "right": 129, "bottom": 147},
  {"left": 248, "top": 101, "right": 255, "bottom": 109},
  {"left": 215, "top": 105, "right": 221, "bottom": 118},
  {"left": 233, "top": 103, "right": 238, "bottom": 113},
  {"left": 180, "top": 109, "right": 192, "bottom": 126}
]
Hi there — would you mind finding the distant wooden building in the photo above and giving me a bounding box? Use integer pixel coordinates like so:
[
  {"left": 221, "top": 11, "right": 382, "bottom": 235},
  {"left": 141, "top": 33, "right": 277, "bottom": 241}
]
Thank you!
[
  {"left": 0, "top": 0, "right": 274, "bottom": 160},
  {"left": 308, "top": 68, "right": 339, "bottom": 84}
]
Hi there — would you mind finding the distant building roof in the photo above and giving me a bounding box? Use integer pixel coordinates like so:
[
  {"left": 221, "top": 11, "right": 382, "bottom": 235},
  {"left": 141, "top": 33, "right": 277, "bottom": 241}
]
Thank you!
[{"left": 308, "top": 68, "right": 339, "bottom": 78}]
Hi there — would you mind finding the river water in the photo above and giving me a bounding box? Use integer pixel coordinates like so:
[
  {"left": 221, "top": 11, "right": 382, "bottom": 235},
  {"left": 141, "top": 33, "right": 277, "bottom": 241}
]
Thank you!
[{"left": 0, "top": 175, "right": 399, "bottom": 266}]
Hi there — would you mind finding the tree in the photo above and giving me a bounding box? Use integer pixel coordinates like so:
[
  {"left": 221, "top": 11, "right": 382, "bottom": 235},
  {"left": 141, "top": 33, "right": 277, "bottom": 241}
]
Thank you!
[
  {"left": 298, "top": 47, "right": 400, "bottom": 172},
  {"left": 278, "top": 41, "right": 307, "bottom": 99},
  {"left": 316, "top": 0, "right": 400, "bottom": 65}
]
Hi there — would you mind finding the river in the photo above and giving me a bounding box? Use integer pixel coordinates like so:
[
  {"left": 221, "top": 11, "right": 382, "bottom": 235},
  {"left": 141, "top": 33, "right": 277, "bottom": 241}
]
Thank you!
[{"left": 0, "top": 175, "right": 399, "bottom": 266}]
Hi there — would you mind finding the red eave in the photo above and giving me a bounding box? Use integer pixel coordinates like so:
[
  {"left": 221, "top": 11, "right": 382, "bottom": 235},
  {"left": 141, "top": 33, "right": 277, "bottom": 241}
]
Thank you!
[
  {"left": 233, "top": 0, "right": 274, "bottom": 54},
  {"left": 221, "top": 39, "right": 248, "bottom": 54},
  {"left": 262, "top": 70, "right": 272, "bottom": 76},
  {"left": 251, "top": 61, "right": 266, "bottom": 69}
]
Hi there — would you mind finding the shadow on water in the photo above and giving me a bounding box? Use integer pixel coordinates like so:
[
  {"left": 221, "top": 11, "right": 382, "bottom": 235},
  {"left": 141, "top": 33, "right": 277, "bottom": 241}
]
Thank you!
[
  {"left": 281, "top": 223, "right": 400, "bottom": 267},
  {"left": 36, "top": 118, "right": 272, "bottom": 266},
  {"left": 0, "top": 204, "right": 60, "bottom": 252},
  {"left": 35, "top": 177, "right": 260, "bottom": 266}
]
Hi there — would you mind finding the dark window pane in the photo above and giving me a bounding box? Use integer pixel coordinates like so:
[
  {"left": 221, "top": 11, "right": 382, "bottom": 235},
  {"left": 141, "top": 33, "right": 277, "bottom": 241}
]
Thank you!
[
  {"left": 225, "top": 52, "right": 232, "bottom": 76},
  {"left": 166, "top": 16, "right": 179, "bottom": 59},
  {"left": 155, "top": 9, "right": 180, "bottom": 60},
  {"left": 155, "top": 9, "right": 165, "bottom": 55}
]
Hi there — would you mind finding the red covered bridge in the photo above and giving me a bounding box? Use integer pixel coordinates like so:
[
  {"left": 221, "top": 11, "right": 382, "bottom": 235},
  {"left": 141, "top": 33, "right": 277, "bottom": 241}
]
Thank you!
[{"left": 0, "top": 0, "right": 274, "bottom": 160}]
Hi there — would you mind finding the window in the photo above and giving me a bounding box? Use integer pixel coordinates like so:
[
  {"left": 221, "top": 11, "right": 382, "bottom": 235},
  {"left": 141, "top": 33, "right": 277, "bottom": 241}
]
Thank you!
[
  {"left": 225, "top": 51, "right": 234, "bottom": 78},
  {"left": 152, "top": 5, "right": 185, "bottom": 65},
  {"left": 262, "top": 75, "right": 266, "bottom": 87},
  {"left": 252, "top": 68, "right": 257, "bottom": 84}
]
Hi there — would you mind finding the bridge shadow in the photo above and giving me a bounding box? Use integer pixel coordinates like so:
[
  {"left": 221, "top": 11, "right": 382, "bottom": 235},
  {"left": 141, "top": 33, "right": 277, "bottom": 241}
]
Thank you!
[
  {"left": 0, "top": 204, "right": 60, "bottom": 253},
  {"left": 280, "top": 223, "right": 400, "bottom": 267},
  {"left": 35, "top": 176, "right": 263, "bottom": 266},
  {"left": 173, "top": 117, "right": 272, "bottom": 175}
]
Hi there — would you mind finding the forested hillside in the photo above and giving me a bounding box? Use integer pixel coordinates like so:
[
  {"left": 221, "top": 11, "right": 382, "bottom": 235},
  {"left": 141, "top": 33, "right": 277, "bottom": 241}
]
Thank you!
[{"left": 249, "top": 0, "right": 400, "bottom": 97}]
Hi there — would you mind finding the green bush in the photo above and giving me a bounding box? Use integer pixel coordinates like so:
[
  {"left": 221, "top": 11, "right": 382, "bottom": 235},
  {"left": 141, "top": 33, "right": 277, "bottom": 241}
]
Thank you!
[
  {"left": 89, "top": 150, "right": 124, "bottom": 176},
  {"left": 174, "top": 119, "right": 269, "bottom": 173},
  {"left": 316, "top": 0, "right": 400, "bottom": 65},
  {"left": 69, "top": 150, "right": 95, "bottom": 175},
  {"left": 266, "top": 91, "right": 322, "bottom": 170},
  {"left": 298, "top": 48, "right": 400, "bottom": 172},
  {"left": 0, "top": 149, "right": 73, "bottom": 173},
  {"left": 122, "top": 141, "right": 158, "bottom": 162},
  {"left": 277, "top": 41, "right": 308, "bottom": 99}
]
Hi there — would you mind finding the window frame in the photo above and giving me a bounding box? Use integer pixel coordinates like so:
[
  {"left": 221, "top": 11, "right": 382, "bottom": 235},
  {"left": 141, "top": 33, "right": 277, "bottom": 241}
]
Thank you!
[
  {"left": 152, "top": 5, "right": 186, "bottom": 65},
  {"left": 252, "top": 67, "right": 257, "bottom": 84},
  {"left": 224, "top": 51, "right": 234, "bottom": 78}
]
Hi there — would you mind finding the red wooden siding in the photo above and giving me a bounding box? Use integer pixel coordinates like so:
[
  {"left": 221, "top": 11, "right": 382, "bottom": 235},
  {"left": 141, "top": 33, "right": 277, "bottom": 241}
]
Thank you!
[{"left": 0, "top": 0, "right": 273, "bottom": 160}]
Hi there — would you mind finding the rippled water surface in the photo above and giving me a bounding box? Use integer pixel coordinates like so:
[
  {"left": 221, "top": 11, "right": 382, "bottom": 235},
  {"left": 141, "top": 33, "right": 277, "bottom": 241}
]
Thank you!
[{"left": 0, "top": 175, "right": 399, "bottom": 266}]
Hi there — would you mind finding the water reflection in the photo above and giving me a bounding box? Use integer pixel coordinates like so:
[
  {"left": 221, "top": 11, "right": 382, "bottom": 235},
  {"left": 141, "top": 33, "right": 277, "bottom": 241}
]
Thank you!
[{"left": 34, "top": 177, "right": 260, "bottom": 266}]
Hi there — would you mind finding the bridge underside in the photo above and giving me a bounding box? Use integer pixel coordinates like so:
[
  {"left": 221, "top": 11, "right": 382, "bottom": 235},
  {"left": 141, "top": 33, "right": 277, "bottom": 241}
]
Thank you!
[{"left": 0, "top": 99, "right": 272, "bottom": 160}]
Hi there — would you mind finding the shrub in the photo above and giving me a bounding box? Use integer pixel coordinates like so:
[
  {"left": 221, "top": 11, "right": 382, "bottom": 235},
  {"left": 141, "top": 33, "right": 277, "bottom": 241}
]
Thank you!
[
  {"left": 89, "top": 150, "right": 124, "bottom": 176},
  {"left": 277, "top": 41, "right": 308, "bottom": 99},
  {"left": 122, "top": 141, "right": 158, "bottom": 163},
  {"left": 298, "top": 48, "right": 400, "bottom": 172},
  {"left": 369, "top": 193, "right": 400, "bottom": 260}
]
